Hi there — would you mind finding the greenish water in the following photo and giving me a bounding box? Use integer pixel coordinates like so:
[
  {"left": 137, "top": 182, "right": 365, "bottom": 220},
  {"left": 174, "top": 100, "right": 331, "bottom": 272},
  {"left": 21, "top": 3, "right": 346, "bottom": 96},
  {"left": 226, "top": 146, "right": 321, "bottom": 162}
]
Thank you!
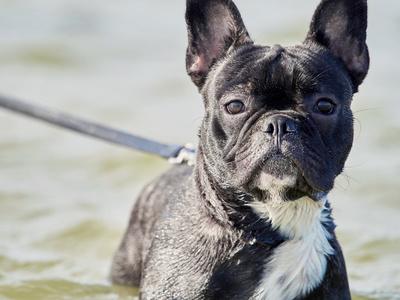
[{"left": 0, "top": 0, "right": 399, "bottom": 299}]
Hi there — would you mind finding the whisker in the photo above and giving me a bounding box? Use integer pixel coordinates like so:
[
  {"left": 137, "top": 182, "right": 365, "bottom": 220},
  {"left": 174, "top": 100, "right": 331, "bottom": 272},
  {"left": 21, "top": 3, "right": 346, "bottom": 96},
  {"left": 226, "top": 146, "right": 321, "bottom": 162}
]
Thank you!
[
  {"left": 353, "top": 107, "right": 383, "bottom": 114},
  {"left": 311, "top": 68, "right": 332, "bottom": 83}
]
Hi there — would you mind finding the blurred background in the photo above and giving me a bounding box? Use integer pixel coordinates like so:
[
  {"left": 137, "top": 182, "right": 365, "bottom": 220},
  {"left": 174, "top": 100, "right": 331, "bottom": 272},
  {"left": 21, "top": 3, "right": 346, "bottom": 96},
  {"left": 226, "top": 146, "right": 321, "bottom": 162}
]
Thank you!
[{"left": 0, "top": 0, "right": 398, "bottom": 299}]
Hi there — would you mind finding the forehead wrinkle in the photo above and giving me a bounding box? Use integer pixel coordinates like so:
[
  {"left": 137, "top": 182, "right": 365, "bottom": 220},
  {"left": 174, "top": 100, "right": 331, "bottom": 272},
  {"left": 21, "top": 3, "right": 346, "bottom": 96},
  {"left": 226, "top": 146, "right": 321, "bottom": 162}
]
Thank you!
[
  {"left": 257, "top": 46, "right": 351, "bottom": 107},
  {"left": 292, "top": 48, "right": 354, "bottom": 98},
  {"left": 218, "top": 83, "right": 252, "bottom": 102},
  {"left": 263, "top": 47, "right": 311, "bottom": 88},
  {"left": 255, "top": 51, "right": 302, "bottom": 110},
  {"left": 213, "top": 48, "right": 267, "bottom": 100}
]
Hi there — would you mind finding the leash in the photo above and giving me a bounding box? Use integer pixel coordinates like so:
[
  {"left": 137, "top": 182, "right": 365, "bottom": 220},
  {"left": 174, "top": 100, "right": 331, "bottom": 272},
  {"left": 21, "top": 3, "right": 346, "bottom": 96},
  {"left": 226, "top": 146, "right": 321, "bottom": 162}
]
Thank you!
[{"left": 0, "top": 94, "right": 196, "bottom": 165}]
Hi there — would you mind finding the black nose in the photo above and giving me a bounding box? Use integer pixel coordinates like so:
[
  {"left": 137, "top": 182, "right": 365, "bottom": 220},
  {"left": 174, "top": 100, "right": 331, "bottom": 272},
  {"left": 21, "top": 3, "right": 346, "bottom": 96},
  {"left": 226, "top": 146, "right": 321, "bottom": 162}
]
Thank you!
[{"left": 262, "top": 116, "right": 298, "bottom": 138}]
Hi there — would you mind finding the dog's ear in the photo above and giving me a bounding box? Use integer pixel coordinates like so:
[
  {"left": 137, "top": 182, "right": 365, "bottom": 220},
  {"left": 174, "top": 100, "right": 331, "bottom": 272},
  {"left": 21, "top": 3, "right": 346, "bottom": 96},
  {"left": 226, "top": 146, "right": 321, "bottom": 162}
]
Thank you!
[
  {"left": 185, "top": 0, "right": 253, "bottom": 89},
  {"left": 305, "top": 0, "right": 369, "bottom": 91}
]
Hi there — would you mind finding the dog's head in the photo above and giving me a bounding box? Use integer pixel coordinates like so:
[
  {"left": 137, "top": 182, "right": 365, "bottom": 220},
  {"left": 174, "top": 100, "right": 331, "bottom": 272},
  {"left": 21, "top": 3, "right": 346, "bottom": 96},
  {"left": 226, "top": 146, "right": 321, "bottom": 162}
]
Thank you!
[{"left": 185, "top": 0, "right": 369, "bottom": 202}]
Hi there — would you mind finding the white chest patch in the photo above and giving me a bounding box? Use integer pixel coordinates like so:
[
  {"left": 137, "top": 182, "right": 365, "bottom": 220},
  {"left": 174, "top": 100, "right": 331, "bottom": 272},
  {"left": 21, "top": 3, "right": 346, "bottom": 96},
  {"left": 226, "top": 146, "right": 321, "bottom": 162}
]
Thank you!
[{"left": 249, "top": 195, "right": 334, "bottom": 300}]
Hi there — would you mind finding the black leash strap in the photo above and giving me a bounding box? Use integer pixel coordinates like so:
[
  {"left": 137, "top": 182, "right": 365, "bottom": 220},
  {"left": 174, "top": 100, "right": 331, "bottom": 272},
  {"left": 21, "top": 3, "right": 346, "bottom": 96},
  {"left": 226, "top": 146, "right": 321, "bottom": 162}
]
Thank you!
[{"left": 0, "top": 95, "right": 195, "bottom": 165}]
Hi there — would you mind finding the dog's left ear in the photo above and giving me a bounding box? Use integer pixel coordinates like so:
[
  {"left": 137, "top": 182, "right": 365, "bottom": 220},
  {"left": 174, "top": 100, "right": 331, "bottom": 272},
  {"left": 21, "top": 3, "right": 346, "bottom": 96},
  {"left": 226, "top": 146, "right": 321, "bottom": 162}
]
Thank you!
[
  {"left": 305, "top": 0, "right": 369, "bottom": 91},
  {"left": 185, "top": 0, "right": 253, "bottom": 90}
]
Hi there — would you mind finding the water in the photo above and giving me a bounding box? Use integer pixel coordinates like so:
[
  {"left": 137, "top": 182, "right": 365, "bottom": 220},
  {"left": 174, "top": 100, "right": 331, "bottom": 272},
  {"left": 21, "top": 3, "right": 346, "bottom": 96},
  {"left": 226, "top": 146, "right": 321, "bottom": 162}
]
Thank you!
[{"left": 0, "top": 0, "right": 399, "bottom": 299}]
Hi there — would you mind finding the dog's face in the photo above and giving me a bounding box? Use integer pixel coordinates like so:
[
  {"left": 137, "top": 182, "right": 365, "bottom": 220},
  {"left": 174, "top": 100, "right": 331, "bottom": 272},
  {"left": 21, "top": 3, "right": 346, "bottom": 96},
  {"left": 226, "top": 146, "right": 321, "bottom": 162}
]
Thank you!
[
  {"left": 186, "top": 0, "right": 369, "bottom": 202},
  {"left": 201, "top": 45, "right": 354, "bottom": 200}
]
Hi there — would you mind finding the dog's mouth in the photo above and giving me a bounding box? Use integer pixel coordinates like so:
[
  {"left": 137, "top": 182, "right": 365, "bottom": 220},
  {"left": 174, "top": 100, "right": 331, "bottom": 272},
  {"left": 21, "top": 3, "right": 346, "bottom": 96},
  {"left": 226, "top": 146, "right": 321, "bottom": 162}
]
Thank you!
[{"left": 249, "top": 154, "right": 315, "bottom": 201}]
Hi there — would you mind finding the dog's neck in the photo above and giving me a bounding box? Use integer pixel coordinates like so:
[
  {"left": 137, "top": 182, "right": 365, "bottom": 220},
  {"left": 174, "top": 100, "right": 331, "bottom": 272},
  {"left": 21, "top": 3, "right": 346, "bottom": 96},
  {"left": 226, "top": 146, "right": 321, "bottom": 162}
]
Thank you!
[
  {"left": 249, "top": 194, "right": 332, "bottom": 239},
  {"left": 192, "top": 149, "right": 235, "bottom": 226},
  {"left": 193, "top": 148, "right": 294, "bottom": 247}
]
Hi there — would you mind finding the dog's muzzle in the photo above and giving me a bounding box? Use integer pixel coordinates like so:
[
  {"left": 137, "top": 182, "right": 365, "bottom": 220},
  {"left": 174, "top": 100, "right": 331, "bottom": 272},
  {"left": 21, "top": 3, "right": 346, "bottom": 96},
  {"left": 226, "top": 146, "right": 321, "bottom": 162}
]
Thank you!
[{"left": 253, "top": 114, "right": 315, "bottom": 199}]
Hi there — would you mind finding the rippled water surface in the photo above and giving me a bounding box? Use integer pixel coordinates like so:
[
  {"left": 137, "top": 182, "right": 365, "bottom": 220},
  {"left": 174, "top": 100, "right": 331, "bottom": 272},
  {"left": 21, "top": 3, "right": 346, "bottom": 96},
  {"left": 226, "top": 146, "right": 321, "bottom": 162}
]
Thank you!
[{"left": 0, "top": 0, "right": 399, "bottom": 299}]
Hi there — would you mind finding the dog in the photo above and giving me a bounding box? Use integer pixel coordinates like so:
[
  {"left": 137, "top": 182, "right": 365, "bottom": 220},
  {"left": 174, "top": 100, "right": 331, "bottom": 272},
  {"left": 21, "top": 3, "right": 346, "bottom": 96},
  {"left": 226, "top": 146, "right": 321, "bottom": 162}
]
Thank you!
[{"left": 110, "top": 0, "right": 369, "bottom": 299}]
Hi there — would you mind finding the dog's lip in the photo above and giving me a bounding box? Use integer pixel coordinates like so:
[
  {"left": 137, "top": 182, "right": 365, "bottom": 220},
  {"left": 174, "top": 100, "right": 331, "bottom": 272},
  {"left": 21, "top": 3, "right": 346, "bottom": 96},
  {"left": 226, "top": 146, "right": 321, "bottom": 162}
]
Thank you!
[
  {"left": 261, "top": 153, "right": 294, "bottom": 170},
  {"left": 268, "top": 153, "right": 321, "bottom": 191},
  {"left": 264, "top": 153, "right": 289, "bottom": 162},
  {"left": 257, "top": 153, "right": 298, "bottom": 186},
  {"left": 240, "top": 149, "right": 333, "bottom": 197},
  {"left": 258, "top": 153, "right": 320, "bottom": 197}
]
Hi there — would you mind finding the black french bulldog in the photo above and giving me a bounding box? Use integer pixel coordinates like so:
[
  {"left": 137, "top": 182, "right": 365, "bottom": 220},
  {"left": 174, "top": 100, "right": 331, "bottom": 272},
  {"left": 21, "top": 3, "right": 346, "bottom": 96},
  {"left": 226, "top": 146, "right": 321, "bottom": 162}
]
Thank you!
[{"left": 111, "top": 0, "right": 369, "bottom": 299}]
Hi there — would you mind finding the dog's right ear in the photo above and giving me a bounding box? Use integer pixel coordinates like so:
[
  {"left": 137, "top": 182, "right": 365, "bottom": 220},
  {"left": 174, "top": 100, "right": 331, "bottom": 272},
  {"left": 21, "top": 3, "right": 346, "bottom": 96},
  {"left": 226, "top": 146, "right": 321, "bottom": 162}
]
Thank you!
[{"left": 185, "top": 0, "right": 253, "bottom": 89}]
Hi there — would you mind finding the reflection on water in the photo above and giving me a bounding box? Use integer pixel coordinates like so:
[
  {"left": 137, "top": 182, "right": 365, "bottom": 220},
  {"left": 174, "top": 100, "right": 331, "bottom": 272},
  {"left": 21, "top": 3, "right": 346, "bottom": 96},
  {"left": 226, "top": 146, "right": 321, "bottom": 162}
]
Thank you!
[{"left": 0, "top": 0, "right": 399, "bottom": 299}]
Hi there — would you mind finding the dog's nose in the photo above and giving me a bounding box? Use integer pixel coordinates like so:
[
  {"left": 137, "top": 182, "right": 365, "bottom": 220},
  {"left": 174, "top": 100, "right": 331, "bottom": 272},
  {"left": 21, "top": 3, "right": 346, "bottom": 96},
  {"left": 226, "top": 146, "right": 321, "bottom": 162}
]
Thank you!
[{"left": 262, "top": 116, "right": 298, "bottom": 138}]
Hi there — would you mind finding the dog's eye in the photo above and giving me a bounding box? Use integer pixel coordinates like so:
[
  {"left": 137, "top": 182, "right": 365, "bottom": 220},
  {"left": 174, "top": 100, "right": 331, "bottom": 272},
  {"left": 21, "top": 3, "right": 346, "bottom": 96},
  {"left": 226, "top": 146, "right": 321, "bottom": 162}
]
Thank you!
[
  {"left": 226, "top": 101, "right": 245, "bottom": 115},
  {"left": 315, "top": 99, "right": 335, "bottom": 115}
]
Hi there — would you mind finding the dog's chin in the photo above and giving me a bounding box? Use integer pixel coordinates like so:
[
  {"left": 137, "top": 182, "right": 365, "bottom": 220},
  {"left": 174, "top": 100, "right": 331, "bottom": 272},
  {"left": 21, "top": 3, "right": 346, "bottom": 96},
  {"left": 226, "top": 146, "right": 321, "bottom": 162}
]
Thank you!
[
  {"left": 260, "top": 154, "right": 297, "bottom": 182},
  {"left": 251, "top": 155, "right": 314, "bottom": 202}
]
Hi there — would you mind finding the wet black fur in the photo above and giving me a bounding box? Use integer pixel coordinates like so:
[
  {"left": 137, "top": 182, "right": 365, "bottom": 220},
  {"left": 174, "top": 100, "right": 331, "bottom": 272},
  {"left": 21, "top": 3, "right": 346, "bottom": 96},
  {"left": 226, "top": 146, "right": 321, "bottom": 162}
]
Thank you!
[{"left": 110, "top": 0, "right": 369, "bottom": 299}]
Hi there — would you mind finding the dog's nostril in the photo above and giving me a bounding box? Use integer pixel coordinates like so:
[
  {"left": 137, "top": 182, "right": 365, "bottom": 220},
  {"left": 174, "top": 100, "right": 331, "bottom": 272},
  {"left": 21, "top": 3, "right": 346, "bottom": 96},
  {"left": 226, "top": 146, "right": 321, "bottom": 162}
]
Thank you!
[
  {"left": 284, "top": 119, "right": 297, "bottom": 133},
  {"left": 263, "top": 117, "right": 297, "bottom": 136},
  {"left": 265, "top": 123, "right": 275, "bottom": 134}
]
